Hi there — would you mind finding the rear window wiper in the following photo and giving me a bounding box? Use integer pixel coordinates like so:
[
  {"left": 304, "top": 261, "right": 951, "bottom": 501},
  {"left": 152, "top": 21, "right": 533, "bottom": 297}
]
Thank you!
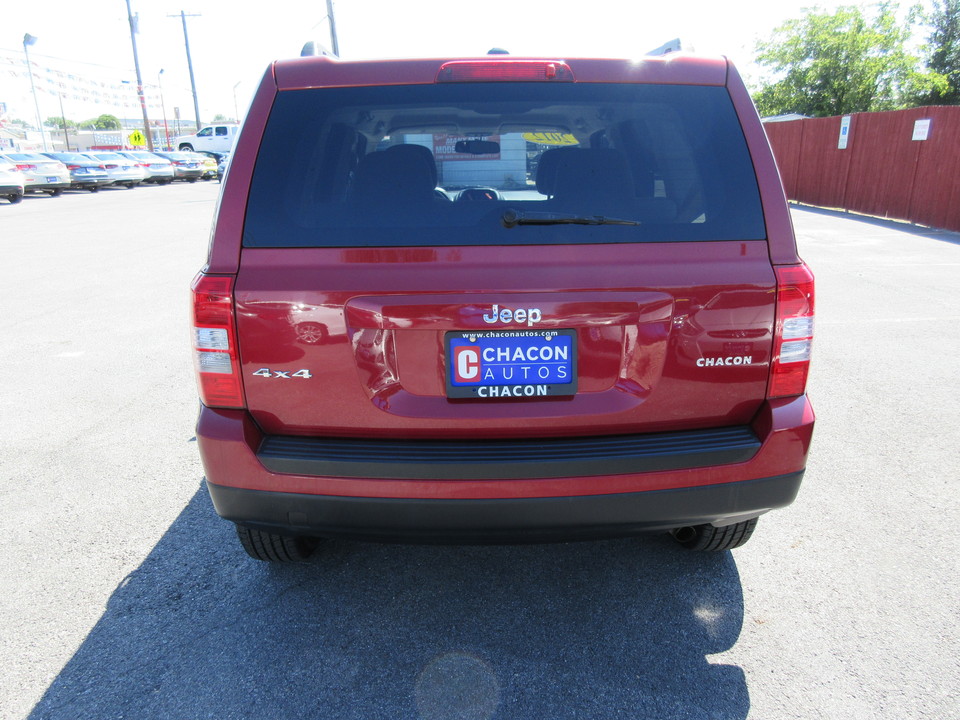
[{"left": 501, "top": 209, "right": 642, "bottom": 228}]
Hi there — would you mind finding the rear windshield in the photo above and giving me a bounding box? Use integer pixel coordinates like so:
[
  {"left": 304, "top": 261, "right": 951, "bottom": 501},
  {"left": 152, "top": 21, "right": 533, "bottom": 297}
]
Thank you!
[
  {"left": 7, "top": 153, "right": 48, "bottom": 161},
  {"left": 47, "top": 153, "right": 94, "bottom": 163},
  {"left": 244, "top": 83, "right": 764, "bottom": 248}
]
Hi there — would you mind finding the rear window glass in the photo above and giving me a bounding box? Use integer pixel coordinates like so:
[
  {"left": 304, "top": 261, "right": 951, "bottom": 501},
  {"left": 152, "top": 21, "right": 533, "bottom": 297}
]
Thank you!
[
  {"left": 243, "top": 83, "right": 764, "bottom": 248},
  {"left": 47, "top": 153, "right": 94, "bottom": 163}
]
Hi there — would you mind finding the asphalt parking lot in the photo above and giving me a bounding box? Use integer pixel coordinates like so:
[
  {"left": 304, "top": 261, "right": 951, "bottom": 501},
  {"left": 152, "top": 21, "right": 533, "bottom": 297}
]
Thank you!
[{"left": 1, "top": 184, "right": 958, "bottom": 719}]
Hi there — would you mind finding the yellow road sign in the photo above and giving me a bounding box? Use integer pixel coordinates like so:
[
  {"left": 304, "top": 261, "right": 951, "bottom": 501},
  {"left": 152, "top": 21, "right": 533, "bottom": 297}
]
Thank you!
[
  {"left": 522, "top": 132, "right": 579, "bottom": 146},
  {"left": 128, "top": 130, "right": 147, "bottom": 147}
]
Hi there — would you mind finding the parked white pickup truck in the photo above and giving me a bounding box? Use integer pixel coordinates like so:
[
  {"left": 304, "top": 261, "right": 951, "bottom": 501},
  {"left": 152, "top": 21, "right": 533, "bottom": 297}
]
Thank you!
[{"left": 175, "top": 124, "right": 238, "bottom": 152}]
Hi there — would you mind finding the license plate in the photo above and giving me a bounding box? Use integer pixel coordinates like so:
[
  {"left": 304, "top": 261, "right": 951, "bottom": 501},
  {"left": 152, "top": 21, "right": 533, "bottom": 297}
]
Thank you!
[
  {"left": 445, "top": 329, "right": 577, "bottom": 399},
  {"left": 46, "top": 176, "right": 58, "bottom": 182}
]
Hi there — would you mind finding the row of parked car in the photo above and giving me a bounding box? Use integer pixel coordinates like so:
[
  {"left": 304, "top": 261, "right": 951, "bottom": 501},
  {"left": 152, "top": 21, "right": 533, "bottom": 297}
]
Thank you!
[{"left": 0, "top": 149, "right": 229, "bottom": 203}]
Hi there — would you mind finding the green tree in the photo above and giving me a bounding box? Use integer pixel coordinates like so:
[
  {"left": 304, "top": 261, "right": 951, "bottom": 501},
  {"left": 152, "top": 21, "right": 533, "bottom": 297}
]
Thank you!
[
  {"left": 211, "top": 113, "right": 231, "bottom": 122},
  {"left": 926, "top": 0, "right": 960, "bottom": 102},
  {"left": 45, "top": 116, "right": 76, "bottom": 129},
  {"left": 89, "top": 114, "right": 122, "bottom": 130},
  {"left": 752, "top": 3, "right": 946, "bottom": 116}
]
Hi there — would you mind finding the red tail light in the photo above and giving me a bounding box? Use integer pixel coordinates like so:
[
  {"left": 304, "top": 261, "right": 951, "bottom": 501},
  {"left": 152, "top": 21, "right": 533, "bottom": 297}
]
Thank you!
[
  {"left": 436, "top": 60, "right": 575, "bottom": 83},
  {"left": 191, "top": 273, "right": 245, "bottom": 408},
  {"left": 767, "top": 263, "right": 815, "bottom": 398},
  {"left": 16, "top": 163, "right": 37, "bottom": 171}
]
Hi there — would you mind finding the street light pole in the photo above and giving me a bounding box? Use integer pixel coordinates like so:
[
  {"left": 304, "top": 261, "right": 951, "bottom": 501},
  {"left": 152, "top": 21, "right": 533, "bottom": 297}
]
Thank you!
[
  {"left": 169, "top": 11, "right": 202, "bottom": 131},
  {"left": 22, "top": 34, "right": 48, "bottom": 151},
  {"left": 58, "top": 92, "right": 71, "bottom": 151},
  {"left": 232, "top": 81, "right": 241, "bottom": 123},
  {"left": 124, "top": 0, "right": 155, "bottom": 151},
  {"left": 158, "top": 69, "right": 170, "bottom": 151}
]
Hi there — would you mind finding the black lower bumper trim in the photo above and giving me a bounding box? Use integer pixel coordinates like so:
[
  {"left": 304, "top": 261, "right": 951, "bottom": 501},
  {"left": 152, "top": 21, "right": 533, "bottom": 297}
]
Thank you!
[
  {"left": 257, "top": 426, "right": 761, "bottom": 480},
  {"left": 207, "top": 471, "right": 803, "bottom": 543}
]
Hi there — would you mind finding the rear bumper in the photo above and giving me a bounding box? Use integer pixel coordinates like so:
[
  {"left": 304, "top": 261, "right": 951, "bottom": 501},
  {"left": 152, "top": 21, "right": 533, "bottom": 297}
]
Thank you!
[
  {"left": 68, "top": 177, "right": 111, "bottom": 188},
  {"left": 25, "top": 180, "right": 70, "bottom": 192},
  {"left": 197, "top": 395, "right": 814, "bottom": 540},
  {"left": 108, "top": 173, "right": 144, "bottom": 184},
  {"left": 257, "top": 426, "right": 763, "bottom": 480},
  {"left": 207, "top": 471, "right": 803, "bottom": 542}
]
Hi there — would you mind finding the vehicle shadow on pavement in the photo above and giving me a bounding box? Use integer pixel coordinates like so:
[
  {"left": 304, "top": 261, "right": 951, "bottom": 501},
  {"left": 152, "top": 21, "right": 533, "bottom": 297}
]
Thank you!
[
  {"left": 28, "top": 485, "right": 749, "bottom": 720},
  {"left": 792, "top": 203, "right": 960, "bottom": 245}
]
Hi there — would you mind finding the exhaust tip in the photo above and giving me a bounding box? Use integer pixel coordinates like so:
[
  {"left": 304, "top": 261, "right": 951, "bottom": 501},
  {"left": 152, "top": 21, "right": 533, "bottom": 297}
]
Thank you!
[{"left": 671, "top": 526, "right": 698, "bottom": 543}]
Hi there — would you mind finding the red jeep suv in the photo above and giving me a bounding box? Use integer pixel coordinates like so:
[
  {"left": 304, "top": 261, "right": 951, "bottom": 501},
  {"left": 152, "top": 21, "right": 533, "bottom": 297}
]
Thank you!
[{"left": 192, "top": 54, "right": 815, "bottom": 562}]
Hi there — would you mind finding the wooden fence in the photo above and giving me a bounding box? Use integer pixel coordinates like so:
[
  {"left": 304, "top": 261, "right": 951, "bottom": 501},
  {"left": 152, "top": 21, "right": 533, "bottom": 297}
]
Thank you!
[{"left": 763, "top": 106, "right": 960, "bottom": 233}]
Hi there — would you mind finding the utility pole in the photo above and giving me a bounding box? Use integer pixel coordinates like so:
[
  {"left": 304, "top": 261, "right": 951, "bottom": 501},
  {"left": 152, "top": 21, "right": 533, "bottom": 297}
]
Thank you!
[
  {"left": 169, "top": 11, "right": 202, "bottom": 131},
  {"left": 125, "top": 0, "right": 154, "bottom": 151}
]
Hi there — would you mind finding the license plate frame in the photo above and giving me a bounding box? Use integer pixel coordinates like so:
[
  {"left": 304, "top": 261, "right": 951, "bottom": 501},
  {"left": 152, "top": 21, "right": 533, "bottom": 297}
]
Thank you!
[{"left": 445, "top": 329, "right": 577, "bottom": 399}]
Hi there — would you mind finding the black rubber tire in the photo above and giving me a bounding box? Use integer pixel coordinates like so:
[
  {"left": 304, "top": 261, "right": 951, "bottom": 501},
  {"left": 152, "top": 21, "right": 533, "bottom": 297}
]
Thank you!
[
  {"left": 187, "top": 177, "right": 197, "bottom": 183},
  {"left": 47, "top": 188, "right": 63, "bottom": 197},
  {"left": 672, "top": 518, "right": 758, "bottom": 551},
  {"left": 236, "top": 525, "right": 320, "bottom": 563},
  {"left": 179, "top": 144, "right": 193, "bottom": 152},
  {"left": 89, "top": 186, "right": 99, "bottom": 193},
  {"left": 7, "top": 193, "right": 22, "bottom": 204}
]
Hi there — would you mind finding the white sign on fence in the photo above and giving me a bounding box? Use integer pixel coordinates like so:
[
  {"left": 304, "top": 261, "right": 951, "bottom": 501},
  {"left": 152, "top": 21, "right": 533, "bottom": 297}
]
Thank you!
[
  {"left": 838, "top": 116, "right": 851, "bottom": 149},
  {"left": 912, "top": 119, "right": 931, "bottom": 141}
]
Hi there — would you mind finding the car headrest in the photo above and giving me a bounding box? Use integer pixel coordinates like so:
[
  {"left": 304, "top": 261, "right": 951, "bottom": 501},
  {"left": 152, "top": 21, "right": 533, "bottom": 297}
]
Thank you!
[
  {"left": 352, "top": 144, "right": 437, "bottom": 204},
  {"left": 536, "top": 147, "right": 578, "bottom": 196}
]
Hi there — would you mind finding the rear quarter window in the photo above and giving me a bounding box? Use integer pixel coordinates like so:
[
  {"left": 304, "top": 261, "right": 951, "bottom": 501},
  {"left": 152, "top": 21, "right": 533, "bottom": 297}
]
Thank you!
[{"left": 243, "top": 83, "right": 765, "bottom": 248}]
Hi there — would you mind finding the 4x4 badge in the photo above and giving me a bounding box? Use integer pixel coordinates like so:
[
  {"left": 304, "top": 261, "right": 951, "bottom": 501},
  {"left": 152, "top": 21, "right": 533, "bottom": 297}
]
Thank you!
[{"left": 252, "top": 368, "right": 313, "bottom": 379}]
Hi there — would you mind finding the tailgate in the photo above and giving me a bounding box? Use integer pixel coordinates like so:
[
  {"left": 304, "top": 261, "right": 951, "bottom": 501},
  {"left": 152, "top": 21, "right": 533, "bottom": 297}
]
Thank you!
[{"left": 235, "top": 240, "right": 774, "bottom": 439}]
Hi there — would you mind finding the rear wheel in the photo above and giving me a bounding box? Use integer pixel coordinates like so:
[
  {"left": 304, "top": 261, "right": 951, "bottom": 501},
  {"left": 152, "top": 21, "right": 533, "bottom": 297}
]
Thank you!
[
  {"left": 7, "top": 193, "right": 22, "bottom": 204},
  {"left": 671, "top": 518, "right": 758, "bottom": 551},
  {"left": 236, "top": 525, "right": 321, "bottom": 563}
]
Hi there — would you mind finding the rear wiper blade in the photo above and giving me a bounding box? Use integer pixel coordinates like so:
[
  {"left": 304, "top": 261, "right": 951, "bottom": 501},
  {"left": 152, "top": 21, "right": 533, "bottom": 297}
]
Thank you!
[{"left": 501, "top": 209, "right": 642, "bottom": 228}]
